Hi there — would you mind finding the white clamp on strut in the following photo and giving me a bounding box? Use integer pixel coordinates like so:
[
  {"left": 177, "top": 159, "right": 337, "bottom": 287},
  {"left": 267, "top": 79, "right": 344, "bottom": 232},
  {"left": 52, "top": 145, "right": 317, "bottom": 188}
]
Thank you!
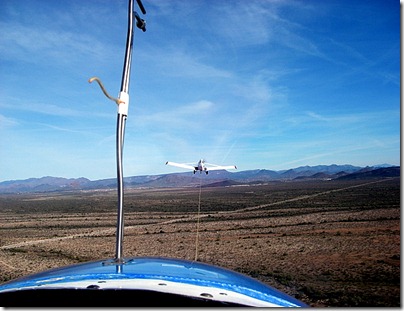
[{"left": 117, "top": 91, "right": 129, "bottom": 116}]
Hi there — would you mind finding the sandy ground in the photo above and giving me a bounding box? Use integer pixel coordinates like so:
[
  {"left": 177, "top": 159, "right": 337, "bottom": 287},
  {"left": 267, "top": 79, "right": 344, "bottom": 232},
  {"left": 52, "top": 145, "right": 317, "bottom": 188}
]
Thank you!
[{"left": 0, "top": 177, "right": 400, "bottom": 307}]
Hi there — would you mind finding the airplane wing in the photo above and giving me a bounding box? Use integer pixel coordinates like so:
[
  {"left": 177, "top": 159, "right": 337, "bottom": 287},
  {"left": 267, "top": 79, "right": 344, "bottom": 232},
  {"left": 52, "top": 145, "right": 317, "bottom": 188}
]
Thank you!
[
  {"left": 166, "top": 161, "right": 196, "bottom": 171},
  {"left": 205, "top": 163, "right": 237, "bottom": 171}
]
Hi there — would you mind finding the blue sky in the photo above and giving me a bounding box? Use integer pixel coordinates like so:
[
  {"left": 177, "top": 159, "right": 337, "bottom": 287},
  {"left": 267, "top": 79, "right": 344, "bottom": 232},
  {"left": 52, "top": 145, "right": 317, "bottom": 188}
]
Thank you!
[{"left": 0, "top": 0, "right": 400, "bottom": 182}]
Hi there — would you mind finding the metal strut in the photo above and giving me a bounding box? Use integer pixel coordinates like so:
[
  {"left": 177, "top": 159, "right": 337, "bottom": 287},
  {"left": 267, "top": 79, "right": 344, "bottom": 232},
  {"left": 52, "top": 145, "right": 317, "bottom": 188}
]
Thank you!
[
  {"left": 89, "top": 0, "right": 146, "bottom": 263},
  {"left": 115, "top": 0, "right": 146, "bottom": 263}
]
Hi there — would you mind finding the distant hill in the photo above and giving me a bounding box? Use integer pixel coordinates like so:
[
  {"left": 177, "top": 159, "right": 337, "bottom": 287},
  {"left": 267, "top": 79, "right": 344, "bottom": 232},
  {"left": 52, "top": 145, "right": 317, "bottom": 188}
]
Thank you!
[
  {"left": 0, "top": 176, "right": 92, "bottom": 193},
  {"left": 335, "top": 166, "right": 400, "bottom": 180},
  {"left": 0, "top": 164, "right": 399, "bottom": 194}
]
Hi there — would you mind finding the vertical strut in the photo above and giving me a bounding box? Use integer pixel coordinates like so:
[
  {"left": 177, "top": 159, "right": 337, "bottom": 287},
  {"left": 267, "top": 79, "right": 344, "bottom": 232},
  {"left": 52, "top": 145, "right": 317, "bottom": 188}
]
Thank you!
[
  {"left": 115, "top": 113, "right": 126, "bottom": 262},
  {"left": 114, "top": 0, "right": 146, "bottom": 263},
  {"left": 120, "top": 1, "right": 134, "bottom": 94}
]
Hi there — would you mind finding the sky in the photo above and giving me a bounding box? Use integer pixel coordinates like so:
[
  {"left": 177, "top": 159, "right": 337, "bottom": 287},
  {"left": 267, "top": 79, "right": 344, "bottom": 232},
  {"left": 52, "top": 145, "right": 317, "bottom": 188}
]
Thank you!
[{"left": 0, "top": 0, "right": 400, "bottom": 182}]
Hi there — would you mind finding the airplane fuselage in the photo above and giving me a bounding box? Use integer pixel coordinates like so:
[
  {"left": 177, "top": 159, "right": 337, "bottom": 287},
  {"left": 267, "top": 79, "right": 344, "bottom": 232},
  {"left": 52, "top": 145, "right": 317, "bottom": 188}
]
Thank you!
[{"left": 194, "top": 159, "right": 208, "bottom": 174}]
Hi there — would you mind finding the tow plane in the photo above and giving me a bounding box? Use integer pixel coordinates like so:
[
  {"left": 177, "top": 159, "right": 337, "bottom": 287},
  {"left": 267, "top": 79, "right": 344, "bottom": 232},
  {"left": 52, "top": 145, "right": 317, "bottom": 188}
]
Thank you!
[{"left": 166, "top": 159, "right": 237, "bottom": 174}]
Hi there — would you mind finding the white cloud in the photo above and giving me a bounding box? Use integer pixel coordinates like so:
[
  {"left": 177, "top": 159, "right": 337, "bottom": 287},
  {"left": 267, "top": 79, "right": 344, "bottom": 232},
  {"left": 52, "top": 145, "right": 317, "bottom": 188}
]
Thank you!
[
  {"left": 0, "top": 101, "right": 82, "bottom": 117},
  {"left": 142, "top": 48, "right": 232, "bottom": 79},
  {"left": 0, "top": 20, "right": 111, "bottom": 65}
]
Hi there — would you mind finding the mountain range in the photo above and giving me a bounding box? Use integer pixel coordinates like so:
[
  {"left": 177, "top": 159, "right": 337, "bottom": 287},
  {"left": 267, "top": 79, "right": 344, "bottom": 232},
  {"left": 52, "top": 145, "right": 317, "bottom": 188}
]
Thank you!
[{"left": 0, "top": 164, "right": 399, "bottom": 194}]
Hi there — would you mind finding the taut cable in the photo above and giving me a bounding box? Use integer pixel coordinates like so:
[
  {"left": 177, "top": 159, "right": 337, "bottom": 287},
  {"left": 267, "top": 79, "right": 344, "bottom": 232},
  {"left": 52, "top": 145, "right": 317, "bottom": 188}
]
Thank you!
[{"left": 194, "top": 177, "right": 202, "bottom": 261}]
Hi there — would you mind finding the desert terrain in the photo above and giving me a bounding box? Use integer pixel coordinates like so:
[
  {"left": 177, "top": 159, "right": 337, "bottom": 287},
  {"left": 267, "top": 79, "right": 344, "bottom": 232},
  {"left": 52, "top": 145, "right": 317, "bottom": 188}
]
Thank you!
[{"left": 0, "top": 177, "right": 400, "bottom": 307}]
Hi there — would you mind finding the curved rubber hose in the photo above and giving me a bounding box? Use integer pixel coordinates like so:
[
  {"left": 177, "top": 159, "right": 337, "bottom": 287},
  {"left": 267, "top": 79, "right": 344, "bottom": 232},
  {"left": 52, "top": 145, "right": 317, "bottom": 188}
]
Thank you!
[{"left": 88, "top": 77, "right": 124, "bottom": 105}]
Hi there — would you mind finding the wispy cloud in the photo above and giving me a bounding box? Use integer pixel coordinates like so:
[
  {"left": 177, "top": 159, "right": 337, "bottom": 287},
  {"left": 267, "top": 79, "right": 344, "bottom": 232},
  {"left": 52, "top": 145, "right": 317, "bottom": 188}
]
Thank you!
[
  {"left": 140, "top": 48, "right": 232, "bottom": 79},
  {"left": 176, "top": 100, "right": 215, "bottom": 114},
  {"left": 0, "top": 114, "right": 18, "bottom": 128},
  {"left": 0, "top": 21, "right": 109, "bottom": 65},
  {"left": 285, "top": 110, "right": 399, "bottom": 129},
  {"left": 0, "top": 101, "right": 82, "bottom": 117},
  {"left": 133, "top": 99, "right": 216, "bottom": 132}
]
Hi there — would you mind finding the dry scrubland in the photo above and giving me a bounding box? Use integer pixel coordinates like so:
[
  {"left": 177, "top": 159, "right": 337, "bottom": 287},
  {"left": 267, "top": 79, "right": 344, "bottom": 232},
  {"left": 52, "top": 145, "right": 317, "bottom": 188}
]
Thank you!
[{"left": 0, "top": 178, "right": 400, "bottom": 307}]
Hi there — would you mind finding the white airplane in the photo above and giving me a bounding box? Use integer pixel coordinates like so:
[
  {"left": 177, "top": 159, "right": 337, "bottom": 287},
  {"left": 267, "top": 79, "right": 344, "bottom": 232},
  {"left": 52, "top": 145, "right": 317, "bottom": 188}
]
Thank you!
[{"left": 166, "top": 159, "right": 237, "bottom": 174}]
